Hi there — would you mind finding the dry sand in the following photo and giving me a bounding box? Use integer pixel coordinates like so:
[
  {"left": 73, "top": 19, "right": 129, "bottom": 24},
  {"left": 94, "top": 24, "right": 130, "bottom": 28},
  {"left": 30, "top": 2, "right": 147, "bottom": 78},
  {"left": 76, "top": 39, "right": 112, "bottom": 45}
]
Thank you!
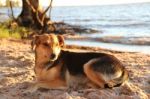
[{"left": 0, "top": 39, "right": 149, "bottom": 99}]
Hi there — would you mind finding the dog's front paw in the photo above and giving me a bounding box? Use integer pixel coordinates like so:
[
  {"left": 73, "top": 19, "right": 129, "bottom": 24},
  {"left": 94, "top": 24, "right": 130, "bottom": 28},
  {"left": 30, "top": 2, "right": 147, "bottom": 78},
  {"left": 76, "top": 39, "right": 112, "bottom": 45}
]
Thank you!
[
  {"left": 25, "top": 87, "right": 38, "bottom": 93},
  {"left": 23, "top": 83, "right": 38, "bottom": 94}
]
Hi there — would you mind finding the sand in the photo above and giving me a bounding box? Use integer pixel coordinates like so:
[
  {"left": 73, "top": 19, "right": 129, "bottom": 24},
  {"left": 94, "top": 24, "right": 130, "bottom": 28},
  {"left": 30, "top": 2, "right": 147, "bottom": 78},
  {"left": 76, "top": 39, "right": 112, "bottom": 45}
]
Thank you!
[{"left": 0, "top": 39, "right": 149, "bottom": 99}]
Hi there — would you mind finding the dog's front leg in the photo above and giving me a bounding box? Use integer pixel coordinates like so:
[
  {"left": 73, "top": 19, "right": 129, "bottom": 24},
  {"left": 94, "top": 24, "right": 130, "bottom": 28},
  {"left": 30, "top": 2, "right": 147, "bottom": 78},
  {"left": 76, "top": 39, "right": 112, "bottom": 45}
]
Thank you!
[
  {"left": 36, "top": 80, "right": 67, "bottom": 90},
  {"left": 23, "top": 82, "right": 39, "bottom": 93},
  {"left": 26, "top": 80, "right": 67, "bottom": 93}
]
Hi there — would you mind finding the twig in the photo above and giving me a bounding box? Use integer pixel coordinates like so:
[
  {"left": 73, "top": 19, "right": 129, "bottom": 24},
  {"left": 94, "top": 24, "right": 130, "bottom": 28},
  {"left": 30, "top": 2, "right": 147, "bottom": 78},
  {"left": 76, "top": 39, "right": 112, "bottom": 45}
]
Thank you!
[
  {"left": 25, "top": 0, "right": 53, "bottom": 27},
  {"left": 26, "top": 0, "right": 36, "bottom": 12},
  {"left": 43, "top": 0, "right": 53, "bottom": 16},
  {"left": 39, "top": 0, "right": 54, "bottom": 27},
  {"left": 9, "top": 0, "right": 15, "bottom": 20},
  {"left": 26, "top": 0, "right": 43, "bottom": 26},
  {"left": 49, "top": 0, "right": 53, "bottom": 20},
  {"left": 41, "top": 0, "right": 53, "bottom": 23}
]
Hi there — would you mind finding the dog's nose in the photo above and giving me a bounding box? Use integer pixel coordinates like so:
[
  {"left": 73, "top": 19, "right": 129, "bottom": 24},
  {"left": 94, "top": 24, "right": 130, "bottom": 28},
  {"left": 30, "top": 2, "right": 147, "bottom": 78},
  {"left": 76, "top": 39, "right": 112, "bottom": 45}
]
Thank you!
[{"left": 51, "top": 54, "right": 56, "bottom": 59}]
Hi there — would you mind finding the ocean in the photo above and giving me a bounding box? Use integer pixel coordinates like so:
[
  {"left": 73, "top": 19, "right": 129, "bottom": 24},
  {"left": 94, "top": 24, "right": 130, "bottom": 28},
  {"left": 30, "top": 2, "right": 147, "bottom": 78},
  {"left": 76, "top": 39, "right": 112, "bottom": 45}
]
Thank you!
[
  {"left": 0, "top": 3, "right": 150, "bottom": 54},
  {"left": 51, "top": 3, "right": 150, "bottom": 37}
]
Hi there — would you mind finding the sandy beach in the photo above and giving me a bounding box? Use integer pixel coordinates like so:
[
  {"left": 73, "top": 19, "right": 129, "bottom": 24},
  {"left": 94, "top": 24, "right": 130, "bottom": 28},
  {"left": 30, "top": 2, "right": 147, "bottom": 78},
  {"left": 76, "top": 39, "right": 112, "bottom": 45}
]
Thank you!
[{"left": 0, "top": 38, "right": 149, "bottom": 99}]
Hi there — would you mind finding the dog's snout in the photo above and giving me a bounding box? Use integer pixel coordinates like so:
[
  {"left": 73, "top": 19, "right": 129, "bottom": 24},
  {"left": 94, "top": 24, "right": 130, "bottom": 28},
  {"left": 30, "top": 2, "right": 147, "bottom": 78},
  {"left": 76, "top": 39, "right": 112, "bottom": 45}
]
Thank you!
[{"left": 51, "top": 54, "right": 56, "bottom": 59}]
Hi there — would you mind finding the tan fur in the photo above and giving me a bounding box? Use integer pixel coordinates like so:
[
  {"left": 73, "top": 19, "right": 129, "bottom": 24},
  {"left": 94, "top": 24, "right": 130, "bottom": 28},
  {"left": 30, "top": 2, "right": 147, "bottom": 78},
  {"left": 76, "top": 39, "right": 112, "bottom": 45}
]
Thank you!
[{"left": 84, "top": 63, "right": 106, "bottom": 88}]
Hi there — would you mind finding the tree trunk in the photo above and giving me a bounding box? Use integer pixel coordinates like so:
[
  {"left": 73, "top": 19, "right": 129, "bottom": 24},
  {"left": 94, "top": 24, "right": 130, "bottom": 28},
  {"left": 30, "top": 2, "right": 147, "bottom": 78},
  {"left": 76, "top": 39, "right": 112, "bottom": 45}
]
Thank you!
[
  {"left": 17, "top": 0, "right": 50, "bottom": 29},
  {"left": 17, "top": 0, "right": 33, "bottom": 27}
]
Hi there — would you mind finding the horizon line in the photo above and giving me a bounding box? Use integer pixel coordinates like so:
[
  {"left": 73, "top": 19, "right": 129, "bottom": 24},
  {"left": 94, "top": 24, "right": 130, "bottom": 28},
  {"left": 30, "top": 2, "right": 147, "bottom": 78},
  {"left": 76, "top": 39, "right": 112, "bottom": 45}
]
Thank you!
[{"left": 43, "top": 2, "right": 150, "bottom": 7}]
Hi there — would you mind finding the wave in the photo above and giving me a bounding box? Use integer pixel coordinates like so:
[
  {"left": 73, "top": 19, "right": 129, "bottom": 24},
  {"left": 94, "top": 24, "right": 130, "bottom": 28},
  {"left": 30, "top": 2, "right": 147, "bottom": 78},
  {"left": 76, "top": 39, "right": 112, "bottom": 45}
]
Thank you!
[
  {"left": 96, "top": 23, "right": 150, "bottom": 28},
  {"left": 60, "top": 18, "right": 135, "bottom": 22}
]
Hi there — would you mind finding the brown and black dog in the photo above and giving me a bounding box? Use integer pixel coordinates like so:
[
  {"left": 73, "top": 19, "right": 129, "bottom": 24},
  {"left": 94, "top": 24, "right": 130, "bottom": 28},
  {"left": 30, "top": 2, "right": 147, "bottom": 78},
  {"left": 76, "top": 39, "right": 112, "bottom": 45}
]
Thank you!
[{"left": 30, "top": 34, "right": 128, "bottom": 92}]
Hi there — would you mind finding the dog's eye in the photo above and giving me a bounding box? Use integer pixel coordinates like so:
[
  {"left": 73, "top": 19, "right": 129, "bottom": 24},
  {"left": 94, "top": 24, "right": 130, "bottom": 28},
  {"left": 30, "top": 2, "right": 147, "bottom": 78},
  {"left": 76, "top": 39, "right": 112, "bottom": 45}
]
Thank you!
[{"left": 43, "top": 43, "right": 49, "bottom": 47}]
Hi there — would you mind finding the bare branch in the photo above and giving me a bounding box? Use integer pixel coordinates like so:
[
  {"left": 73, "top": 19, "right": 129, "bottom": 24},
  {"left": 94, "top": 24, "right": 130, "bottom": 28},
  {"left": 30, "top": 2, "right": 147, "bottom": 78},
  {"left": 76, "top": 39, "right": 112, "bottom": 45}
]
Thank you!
[
  {"left": 9, "top": 0, "right": 15, "bottom": 20},
  {"left": 42, "top": 0, "right": 53, "bottom": 16},
  {"left": 36, "top": 11, "right": 44, "bottom": 26},
  {"left": 49, "top": 0, "right": 53, "bottom": 20},
  {"left": 24, "top": 0, "right": 53, "bottom": 28},
  {"left": 26, "top": 0, "right": 36, "bottom": 12},
  {"left": 39, "top": 0, "right": 53, "bottom": 26},
  {"left": 40, "top": 0, "right": 53, "bottom": 23},
  {"left": 26, "top": 0, "right": 43, "bottom": 27}
]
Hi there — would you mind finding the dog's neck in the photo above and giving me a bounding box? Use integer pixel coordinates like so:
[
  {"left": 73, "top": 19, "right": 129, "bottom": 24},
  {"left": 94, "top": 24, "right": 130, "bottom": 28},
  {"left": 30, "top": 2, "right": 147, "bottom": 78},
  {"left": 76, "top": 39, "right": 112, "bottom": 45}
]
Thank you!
[
  {"left": 45, "top": 57, "right": 61, "bottom": 70},
  {"left": 35, "top": 50, "right": 65, "bottom": 69}
]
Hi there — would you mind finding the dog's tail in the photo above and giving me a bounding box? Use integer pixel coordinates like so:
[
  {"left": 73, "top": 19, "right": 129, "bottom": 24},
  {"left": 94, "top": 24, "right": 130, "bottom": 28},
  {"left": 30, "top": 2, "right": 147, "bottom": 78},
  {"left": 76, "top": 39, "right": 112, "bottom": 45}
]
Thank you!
[{"left": 104, "top": 69, "right": 129, "bottom": 88}]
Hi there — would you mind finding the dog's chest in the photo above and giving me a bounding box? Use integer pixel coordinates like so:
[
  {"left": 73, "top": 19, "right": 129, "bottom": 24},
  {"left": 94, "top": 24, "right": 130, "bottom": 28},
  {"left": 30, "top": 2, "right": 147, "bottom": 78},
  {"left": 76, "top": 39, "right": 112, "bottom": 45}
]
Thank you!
[{"left": 35, "top": 65, "right": 62, "bottom": 81}]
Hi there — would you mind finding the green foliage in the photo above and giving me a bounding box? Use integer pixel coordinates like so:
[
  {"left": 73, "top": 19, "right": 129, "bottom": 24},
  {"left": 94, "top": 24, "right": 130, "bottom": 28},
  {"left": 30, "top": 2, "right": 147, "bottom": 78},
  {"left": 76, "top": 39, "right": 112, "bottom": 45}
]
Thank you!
[
  {"left": 0, "top": 0, "right": 20, "bottom": 7},
  {"left": 0, "top": 22, "right": 30, "bottom": 39}
]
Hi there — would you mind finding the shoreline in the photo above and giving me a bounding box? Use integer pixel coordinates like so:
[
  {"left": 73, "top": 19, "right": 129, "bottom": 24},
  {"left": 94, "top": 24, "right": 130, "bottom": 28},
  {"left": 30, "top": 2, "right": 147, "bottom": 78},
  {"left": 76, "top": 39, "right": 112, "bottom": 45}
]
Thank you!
[
  {"left": 65, "top": 35, "right": 150, "bottom": 46},
  {"left": 65, "top": 35, "right": 150, "bottom": 55}
]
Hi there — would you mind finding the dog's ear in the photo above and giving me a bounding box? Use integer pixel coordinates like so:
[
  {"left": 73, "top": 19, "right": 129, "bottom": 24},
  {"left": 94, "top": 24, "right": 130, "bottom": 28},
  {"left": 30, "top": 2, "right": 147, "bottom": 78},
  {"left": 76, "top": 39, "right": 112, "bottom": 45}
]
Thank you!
[
  {"left": 57, "top": 35, "right": 65, "bottom": 47},
  {"left": 31, "top": 35, "right": 40, "bottom": 50}
]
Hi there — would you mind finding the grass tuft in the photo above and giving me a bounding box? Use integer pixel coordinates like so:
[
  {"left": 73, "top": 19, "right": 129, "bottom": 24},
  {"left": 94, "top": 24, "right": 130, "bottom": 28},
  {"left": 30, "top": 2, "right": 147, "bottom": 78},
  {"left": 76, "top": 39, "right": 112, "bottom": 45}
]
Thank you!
[{"left": 0, "top": 21, "right": 30, "bottom": 39}]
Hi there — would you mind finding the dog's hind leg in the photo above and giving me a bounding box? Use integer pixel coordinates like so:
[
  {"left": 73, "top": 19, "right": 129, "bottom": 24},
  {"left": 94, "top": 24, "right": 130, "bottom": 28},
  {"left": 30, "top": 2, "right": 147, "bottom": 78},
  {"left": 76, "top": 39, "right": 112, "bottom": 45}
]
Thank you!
[
  {"left": 105, "top": 69, "right": 129, "bottom": 88},
  {"left": 84, "top": 62, "right": 106, "bottom": 88}
]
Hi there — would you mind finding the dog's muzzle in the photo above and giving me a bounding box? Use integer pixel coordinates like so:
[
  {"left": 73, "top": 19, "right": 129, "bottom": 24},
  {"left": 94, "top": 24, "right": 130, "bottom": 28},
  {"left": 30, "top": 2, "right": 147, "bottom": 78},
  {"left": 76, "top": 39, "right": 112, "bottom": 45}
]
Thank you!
[
  {"left": 51, "top": 54, "right": 56, "bottom": 59},
  {"left": 49, "top": 54, "right": 57, "bottom": 61}
]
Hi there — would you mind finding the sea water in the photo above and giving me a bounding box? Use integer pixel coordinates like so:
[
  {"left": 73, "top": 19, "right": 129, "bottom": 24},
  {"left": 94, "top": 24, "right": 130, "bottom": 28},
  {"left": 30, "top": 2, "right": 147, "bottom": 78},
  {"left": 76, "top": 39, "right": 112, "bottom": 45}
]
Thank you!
[{"left": 0, "top": 3, "right": 150, "bottom": 54}]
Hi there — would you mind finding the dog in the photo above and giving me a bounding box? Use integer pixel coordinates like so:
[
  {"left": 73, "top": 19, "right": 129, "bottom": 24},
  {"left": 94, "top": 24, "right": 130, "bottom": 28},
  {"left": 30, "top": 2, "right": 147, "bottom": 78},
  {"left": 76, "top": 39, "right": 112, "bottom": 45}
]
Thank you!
[{"left": 30, "top": 34, "right": 129, "bottom": 92}]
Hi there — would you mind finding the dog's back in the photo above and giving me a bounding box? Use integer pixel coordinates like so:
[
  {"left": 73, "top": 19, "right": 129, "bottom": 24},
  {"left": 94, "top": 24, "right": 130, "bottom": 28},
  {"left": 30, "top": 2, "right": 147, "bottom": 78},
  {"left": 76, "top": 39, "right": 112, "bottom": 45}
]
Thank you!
[
  {"left": 61, "top": 50, "right": 129, "bottom": 88},
  {"left": 61, "top": 50, "right": 113, "bottom": 74}
]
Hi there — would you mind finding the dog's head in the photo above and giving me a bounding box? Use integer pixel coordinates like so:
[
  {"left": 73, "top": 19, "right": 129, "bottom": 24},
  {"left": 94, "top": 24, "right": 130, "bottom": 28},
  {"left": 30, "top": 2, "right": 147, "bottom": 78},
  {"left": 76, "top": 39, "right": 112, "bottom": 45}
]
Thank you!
[{"left": 31, "top": 34, "right": 65, "bottom": 62}]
